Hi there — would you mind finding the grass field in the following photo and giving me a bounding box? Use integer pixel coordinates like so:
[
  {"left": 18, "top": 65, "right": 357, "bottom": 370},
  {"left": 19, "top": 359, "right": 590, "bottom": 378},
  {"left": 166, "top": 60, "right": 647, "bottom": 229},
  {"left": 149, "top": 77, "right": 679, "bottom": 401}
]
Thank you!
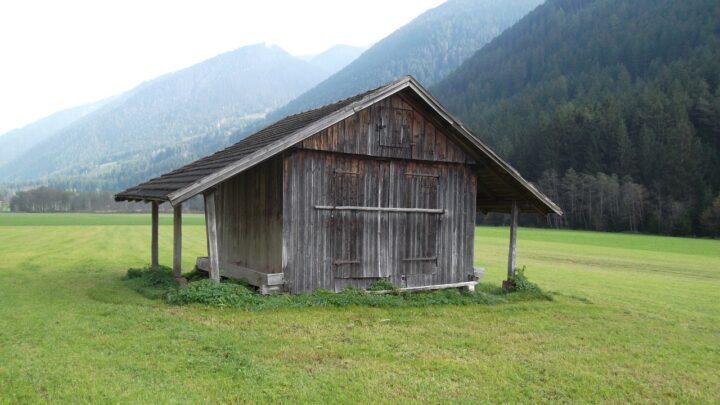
[{"left": 0, "top": 213, "right": 718, "bottom": 403}]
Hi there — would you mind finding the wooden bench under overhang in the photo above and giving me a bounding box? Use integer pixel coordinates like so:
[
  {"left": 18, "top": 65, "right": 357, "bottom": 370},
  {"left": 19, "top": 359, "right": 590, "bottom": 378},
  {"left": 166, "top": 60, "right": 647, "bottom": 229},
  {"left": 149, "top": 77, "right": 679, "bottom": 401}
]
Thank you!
[{"left": 195, "top": 257, "right": 285, "bottom": 294}]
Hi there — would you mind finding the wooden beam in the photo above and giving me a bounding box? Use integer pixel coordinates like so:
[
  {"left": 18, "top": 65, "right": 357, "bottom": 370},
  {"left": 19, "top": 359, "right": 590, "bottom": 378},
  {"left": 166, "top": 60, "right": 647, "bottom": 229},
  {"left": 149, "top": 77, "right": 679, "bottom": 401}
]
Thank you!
[
  {"left": 401, "top": 256, "right": 438, "bottom": 262},
  {"left": 333, "top": 259, "right": 361, "bottom": 265},
  {"left": 315, "top": 205, "right": 444, "bottom": 214},
  {"left": 173, "top": 204, "right": 182, "bottom": 278},
  {"left": 507, "top": 200, "right": 518, "bottom": 279},
  {"left": 404, "top": 172, "right": 440, "bottom": 178},
  {"left": 204, "top": 191, "right": 220, "bottom": 283},
  {"left": 368, "top": 281, "right": 478, "bottom": 294},
  {"left": 151, "top": 202, "right": 159, "bottom": 268},
  {"left": 196, "top": 257, "right": 284, "bottom": 287},
  {"left": 295, "top": 147, "right": 473, "bottom": 168}
]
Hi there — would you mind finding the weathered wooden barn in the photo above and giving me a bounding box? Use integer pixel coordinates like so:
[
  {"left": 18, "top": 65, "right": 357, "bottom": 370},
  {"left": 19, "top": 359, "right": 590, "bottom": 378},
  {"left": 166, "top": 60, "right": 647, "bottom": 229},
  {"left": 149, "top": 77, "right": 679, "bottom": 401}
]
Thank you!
[{"left": 116, "top": 76, "right": 561, "bottom": 294}]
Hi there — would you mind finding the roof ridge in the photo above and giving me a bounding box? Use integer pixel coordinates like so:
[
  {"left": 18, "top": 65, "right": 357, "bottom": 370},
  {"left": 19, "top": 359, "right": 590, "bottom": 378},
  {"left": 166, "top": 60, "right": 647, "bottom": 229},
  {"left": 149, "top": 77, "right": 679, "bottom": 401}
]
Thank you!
[
  {"left": 174, "top": 77, "right": 413, "bottom": 166},
  {"left": 114, "top": 75, "right": 562, "bottom": 216},
  {"left": 276, "top": 76, "right": 410, "bottom": 120},
  {"left": 114, "top": 79, "right": 409, "bottom": 198}
]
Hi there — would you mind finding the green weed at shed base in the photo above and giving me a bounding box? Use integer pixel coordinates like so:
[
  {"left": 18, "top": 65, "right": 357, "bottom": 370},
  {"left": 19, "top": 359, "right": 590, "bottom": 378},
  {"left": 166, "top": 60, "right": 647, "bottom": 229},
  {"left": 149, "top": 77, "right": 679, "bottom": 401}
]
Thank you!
[
  {"left": 122, "top": 265, "right": 177, "bottom": 300},
  {"left": 122, "top": 266, "right": 551, "bottom": 311}
]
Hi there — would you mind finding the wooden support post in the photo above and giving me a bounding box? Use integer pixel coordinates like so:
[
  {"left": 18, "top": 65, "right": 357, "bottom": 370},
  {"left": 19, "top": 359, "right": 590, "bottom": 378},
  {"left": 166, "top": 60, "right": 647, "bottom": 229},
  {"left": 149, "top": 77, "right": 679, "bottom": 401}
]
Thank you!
[
  {"left": 151, "top": 202, "right": 159, "bottom": 268},
  {"left": 507, "top": 200, "right": 518, "bottom": 280},
  {"left": 204, "top": 191, "right": 220, "bottom": 283},
  {"left": 173, "top": 204, "right": 182, "bottom": 278}
]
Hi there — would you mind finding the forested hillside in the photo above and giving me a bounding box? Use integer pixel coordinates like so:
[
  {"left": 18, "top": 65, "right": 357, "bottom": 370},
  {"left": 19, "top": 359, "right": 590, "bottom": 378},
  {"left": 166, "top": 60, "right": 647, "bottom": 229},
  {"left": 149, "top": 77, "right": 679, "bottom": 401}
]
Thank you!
[
  {"left": 0, "top": 44, "right": 329, "bottom": 189},
  {"left": 434, "top": 0, "right": 720, "bottom": 235},
  {"left": 273, "top": 0, "right": 544, "bottom": 117},
  {"left": 0, "top": 98, "right": 110, "bottom": 167}
]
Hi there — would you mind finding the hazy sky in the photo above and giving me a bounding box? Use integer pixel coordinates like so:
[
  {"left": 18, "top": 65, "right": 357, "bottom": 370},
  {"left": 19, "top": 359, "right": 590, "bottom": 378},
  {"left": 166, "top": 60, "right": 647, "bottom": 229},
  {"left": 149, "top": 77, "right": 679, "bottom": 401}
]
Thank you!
[{"left": 0, "top": 0, "right": 445, "bottom": 135}]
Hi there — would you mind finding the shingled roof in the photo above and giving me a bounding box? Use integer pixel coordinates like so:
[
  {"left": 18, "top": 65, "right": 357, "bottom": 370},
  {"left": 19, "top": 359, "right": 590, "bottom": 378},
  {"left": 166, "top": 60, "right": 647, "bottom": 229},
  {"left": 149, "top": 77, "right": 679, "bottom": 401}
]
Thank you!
[{"left": 115, "top": 76, "right": 562, "bottom": 215}]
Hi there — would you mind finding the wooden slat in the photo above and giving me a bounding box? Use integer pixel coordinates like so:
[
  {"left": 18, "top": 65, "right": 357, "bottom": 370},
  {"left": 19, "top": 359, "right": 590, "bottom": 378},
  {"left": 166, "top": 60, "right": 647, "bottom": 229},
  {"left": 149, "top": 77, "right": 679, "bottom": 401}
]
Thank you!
[
  {"left": 213, "top": 158, "right": 283, "bottom": 275},
  {"left": 402, "top": 256, "right": 437, "bottom": 262},
  {"left": 314, "top": 205, "right": 444, "bottom": 214},
  {"left": 507, "top": 200, "right": 518, "bottom": 279},
  {"left": 196, "top": 257, "right": 284, "bottom": 287},
  {"left": 301, "top": 94, "right": 465, "bottom": 164},
  {"left": 404, "top": 172, "right": 439, "bottom": 178},
  {"left": 204, "top": 192, "right": 220, "bottom": 282},
  {"left": 172, "top": 204, "right": 182, "bottom": 278},
  {"left": 151, "top": 202, "right": 158, "bottom": 268},
  {"left": 368, "top": 281, "right": 477, "bottom": 294},
  {"left": 284, "top": 149, "right": 475, "bottom": 292},
  {"left": 334, "top": 260, "right": 361, "bottom": 265}
]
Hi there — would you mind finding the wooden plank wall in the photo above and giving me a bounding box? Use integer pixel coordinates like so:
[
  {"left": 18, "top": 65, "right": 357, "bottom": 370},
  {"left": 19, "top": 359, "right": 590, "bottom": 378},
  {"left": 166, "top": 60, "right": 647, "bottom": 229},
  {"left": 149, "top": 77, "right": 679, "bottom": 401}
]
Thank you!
[
  {"left": 214, "top": 157, "right": 283, "bottom": 274},
  {"left": 300, "top": 95, "right": 474, "bottom": 165},
  {"left": 283, "top": 149, "right": 476, "bottom": 293}
]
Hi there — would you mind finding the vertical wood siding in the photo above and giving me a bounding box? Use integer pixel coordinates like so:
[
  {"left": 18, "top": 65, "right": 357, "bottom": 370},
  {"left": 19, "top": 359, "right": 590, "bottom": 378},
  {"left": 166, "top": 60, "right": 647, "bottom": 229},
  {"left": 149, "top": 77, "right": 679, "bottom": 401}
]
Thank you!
[
  {"left": 300, "top": 95, "right": 473, "bottom": 165},
  {"left": 215, "top": 157, "right": 283, "bottom": 274},
  {"left": 210, "top": 94, "right": 477, "bottom": 293},
  {"left": 284, "top": 141, "right": 476, "bottom": 293}
]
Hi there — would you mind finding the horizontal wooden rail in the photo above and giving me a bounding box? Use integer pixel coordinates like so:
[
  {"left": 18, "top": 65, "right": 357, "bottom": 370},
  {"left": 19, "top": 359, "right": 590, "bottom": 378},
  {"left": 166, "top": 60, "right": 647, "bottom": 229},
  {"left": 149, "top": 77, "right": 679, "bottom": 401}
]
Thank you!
[
  {"left": 402, "top": 256, "right": 437, "bottom": 262},
  {"left": 379, "top": 143, "right": 410, "bottom": 149},
  {"left": 315, "top": 205, "right": 444, "bottom": 214},
  {"left": 404, "top": 172, "right": 439, "bottom": 178},
  {"left": 334, "top": 259, "right": 361, "bottom": 265},
  {"left": 196, "top": 257, "right": 284, "bottom": 287},
  {"left": 368, "top": 281, "right": 478, "bottom": 294}
]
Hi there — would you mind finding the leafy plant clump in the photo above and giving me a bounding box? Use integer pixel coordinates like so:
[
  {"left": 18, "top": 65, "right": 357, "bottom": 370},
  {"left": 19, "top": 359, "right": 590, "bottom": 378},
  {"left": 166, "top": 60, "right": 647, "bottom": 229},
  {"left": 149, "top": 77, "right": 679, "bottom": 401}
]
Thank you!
[
  {"left": 123, "top": 265, "right": 177, "bottom": 299},
  {"left": 165, "top": 279, "right": 259, "bottom": 308},
  {"left": 366, "top": 278, "right": 397, "bottom": 291},
  {"left": 505, "top": 266, "right": 542, "bottom": 293},
  {"left": 122, "top": 266, "right": 551, "bottom": 310},
  {"left": 164, "top": 282, "right": 506, "bottom": 310}
]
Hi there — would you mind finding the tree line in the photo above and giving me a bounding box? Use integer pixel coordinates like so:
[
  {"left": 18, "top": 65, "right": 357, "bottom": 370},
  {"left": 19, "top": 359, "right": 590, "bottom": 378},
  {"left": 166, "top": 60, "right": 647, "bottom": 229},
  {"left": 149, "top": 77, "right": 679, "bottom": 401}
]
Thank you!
[
  {"left": 535, "top": 170, "right": 719, "bottom": 236},
  {"left": 7, "top": 180, "right": 720, "bottom": 237},
  {"left": 8, "top": 187, "right": 203, "bottom": 213}
]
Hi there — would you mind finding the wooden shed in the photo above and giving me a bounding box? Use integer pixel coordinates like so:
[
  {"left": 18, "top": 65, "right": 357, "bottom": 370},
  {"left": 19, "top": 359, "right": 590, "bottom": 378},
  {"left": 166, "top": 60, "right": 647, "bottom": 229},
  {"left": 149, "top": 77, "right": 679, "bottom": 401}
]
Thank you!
[{"left": 115, "top": 77, "right": 561, "bottom": 294}]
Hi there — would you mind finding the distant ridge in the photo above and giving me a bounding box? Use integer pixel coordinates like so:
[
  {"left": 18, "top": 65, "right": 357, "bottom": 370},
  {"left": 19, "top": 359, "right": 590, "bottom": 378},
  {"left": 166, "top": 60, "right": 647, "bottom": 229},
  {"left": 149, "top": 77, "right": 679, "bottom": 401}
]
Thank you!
[
  {"left": 0, "top": 43, "right": 331, "bottom": 189},
  {"left": 0, "top": 98, "right": 110, "bottom": 167},
  {"left": 271, "top": 0, "right": 544, "bottom": 118}
]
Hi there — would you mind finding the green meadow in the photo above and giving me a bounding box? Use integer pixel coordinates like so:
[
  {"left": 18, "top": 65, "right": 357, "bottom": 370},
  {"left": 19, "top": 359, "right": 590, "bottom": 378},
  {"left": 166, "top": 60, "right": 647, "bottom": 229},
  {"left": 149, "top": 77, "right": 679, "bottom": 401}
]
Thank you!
[{"left": 0, "top": 213, "right": 718, "bottom": 403}]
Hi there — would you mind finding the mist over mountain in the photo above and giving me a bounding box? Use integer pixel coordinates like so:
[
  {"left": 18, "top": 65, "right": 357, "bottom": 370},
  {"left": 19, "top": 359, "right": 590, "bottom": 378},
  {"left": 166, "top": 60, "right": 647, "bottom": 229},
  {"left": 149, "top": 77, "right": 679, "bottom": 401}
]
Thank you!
[
  {"left": 433, "top": 0, "right": 720, "bottom": 235},
  {"left": 0, "top": 44, "right": 330, "bottom": 189},
  {"left": 272, "top": 0, "right": 544, "bottom": 118},
  {"left": 304, "top": 44, "right": 367, "bottom": 75}
]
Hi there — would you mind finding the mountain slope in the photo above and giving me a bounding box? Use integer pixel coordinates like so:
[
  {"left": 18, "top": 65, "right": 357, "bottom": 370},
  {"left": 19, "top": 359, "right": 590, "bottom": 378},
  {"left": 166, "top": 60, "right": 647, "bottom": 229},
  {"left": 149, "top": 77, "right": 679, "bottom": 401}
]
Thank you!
[
  {"left": 0, "top": 98, "right": 109, "bottom": 167},
  {"left": 0, "top": 44, "right": 329, "bottom": 187},
  {"left": 306, "top": 44, "right": 366, "bottom": 75},
  {"left": 274, "top": 0, "right": 544, "bottom": 117},
  {"left": 433, "top": 0, "right": 720, "bottom": 235}
]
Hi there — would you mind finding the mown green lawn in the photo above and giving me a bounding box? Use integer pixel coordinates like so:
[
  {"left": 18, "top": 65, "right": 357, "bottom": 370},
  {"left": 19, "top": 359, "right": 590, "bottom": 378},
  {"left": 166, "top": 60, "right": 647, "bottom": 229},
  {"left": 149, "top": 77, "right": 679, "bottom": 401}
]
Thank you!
[{"left": 0, "top": 213, "right": 718, "bottom": 403}]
